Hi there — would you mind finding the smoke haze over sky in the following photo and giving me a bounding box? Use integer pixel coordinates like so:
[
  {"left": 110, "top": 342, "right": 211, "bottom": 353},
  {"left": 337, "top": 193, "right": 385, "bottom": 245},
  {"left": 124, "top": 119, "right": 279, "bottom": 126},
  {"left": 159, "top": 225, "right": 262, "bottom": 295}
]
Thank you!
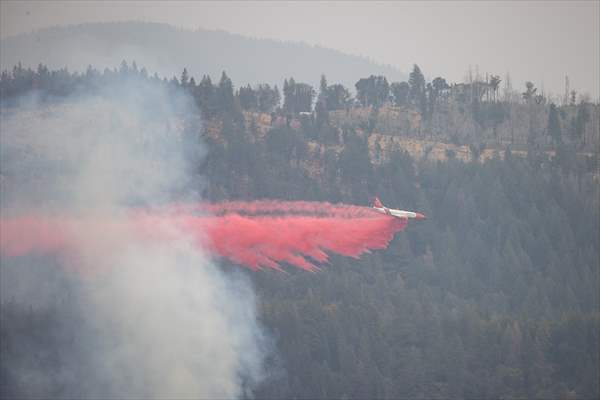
[{"left": 1, "top": 0, "right": 598, "bottom": 98}]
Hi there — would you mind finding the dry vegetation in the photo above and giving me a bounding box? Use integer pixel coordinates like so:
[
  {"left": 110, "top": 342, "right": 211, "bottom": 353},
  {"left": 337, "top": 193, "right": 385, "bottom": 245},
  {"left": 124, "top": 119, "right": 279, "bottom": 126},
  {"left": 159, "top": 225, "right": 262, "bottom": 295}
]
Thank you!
[{"left": 242, "top": 107, "right": 598, "bottom": 166}]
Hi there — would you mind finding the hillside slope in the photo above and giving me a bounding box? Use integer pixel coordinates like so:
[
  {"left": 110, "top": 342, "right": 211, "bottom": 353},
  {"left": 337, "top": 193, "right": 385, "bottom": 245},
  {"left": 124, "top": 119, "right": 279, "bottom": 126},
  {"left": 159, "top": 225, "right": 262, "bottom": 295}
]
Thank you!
[
  {"left": 1, "top": 72, "right": 599, "bottom": 399},
  {"left": 0, "top": 21, "right": 406, "bottom": 89}
]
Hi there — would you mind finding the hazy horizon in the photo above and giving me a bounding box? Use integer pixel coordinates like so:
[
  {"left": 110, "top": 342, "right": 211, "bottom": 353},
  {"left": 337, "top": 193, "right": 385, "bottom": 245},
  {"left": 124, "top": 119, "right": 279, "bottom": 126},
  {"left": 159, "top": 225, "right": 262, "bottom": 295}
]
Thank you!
[{"left": 1, "top": 1, "right": 599, "bottom": 98}]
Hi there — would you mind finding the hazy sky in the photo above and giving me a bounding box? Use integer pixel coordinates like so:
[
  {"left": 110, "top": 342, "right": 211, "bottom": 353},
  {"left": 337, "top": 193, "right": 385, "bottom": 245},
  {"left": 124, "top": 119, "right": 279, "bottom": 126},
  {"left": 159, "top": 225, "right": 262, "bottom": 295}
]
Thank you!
[{"left": 1, "top": 1, "right": 599, "bottom": 98}]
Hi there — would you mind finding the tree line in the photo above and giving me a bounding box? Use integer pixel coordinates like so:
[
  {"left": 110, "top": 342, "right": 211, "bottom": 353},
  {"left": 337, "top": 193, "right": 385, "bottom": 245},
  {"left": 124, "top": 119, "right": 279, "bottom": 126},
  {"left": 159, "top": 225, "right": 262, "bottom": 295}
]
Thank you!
[{"left": 2, "top": 61, "right": 596, "bottom": 154}]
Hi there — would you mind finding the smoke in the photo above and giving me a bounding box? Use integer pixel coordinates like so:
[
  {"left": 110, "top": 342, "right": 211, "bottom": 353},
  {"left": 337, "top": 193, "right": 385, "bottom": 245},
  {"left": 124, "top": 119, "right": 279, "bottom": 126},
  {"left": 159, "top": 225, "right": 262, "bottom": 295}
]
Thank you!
[
  {"left": 0, "top": 81, "right": 266, "bottom": 398},
  {"left": 1, "top": 201, "right": 407, "bottom": 272}
]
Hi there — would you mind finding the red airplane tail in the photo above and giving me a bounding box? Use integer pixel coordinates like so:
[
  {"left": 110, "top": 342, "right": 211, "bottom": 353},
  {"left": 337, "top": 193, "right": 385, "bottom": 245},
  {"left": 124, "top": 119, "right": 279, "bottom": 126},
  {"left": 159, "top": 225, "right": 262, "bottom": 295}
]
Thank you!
[{"left": 373, "top": 197, "right": 384, "bottom": 209}]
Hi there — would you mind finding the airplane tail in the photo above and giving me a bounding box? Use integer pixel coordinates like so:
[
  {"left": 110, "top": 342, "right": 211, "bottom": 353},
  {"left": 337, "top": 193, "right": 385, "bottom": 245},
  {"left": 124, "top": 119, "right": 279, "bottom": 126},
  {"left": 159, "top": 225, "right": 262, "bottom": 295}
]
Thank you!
[{"left": 373, "top": 197, "right": 384, "bottom": 208}]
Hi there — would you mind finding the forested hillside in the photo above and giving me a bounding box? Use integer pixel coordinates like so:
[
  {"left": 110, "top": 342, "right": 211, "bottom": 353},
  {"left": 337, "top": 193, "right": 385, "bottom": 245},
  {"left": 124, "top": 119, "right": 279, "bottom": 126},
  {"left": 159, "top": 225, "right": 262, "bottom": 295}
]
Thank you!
[{"left": 1, "top": 64, "right": 599, "bottom": 399}]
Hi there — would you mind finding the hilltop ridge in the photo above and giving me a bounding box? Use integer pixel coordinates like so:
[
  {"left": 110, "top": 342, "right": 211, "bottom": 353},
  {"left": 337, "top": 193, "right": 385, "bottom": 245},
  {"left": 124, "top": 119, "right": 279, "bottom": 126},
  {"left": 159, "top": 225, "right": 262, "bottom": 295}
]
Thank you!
[{"left": 0, "top": 21, "right": 406, "bottom": 90}]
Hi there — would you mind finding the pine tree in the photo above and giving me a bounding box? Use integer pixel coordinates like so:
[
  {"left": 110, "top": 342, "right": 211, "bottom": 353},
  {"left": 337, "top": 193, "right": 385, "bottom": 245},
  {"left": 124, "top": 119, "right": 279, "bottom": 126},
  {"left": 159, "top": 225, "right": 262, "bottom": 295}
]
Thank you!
[
  {"left": 547, "top": 103, "right": 562, "bottom": 144},
  {"left": 408, "top": 64, "right": 426, "bottom": 106},
  {"left": 217, "top": 71, "right": 235, "bottom": 113},
  {"left": 318, "top": 74, "right": 328, "bottom": 108},
  {"left": 180, "top": 68, "right": 189, "bottom": 87}
]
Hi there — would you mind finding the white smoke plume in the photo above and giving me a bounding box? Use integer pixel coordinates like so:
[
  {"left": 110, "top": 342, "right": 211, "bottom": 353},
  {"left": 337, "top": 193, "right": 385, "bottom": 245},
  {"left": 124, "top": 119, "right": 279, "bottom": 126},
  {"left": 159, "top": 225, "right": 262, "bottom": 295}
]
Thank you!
[{"left": 0, "top": 79, "right": 266, "bottom": 398}]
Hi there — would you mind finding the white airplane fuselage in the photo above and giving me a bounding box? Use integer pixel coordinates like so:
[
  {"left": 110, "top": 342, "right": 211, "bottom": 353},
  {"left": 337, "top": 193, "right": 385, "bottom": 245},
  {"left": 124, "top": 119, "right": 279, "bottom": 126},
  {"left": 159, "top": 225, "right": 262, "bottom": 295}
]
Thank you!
[
  {"left": 372, "top": 197, "right": 426, "bottom": 220},
  {"left": 373, "top": 207, "right": 422, "bottom": 219}
]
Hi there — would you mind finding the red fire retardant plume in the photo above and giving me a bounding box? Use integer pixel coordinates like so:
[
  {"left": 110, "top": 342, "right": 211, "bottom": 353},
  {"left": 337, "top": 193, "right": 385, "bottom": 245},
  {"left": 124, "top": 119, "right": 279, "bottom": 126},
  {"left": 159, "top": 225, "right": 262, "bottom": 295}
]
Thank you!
[{"left": 0, "top": 201, "right": 408, "bottom": 271}]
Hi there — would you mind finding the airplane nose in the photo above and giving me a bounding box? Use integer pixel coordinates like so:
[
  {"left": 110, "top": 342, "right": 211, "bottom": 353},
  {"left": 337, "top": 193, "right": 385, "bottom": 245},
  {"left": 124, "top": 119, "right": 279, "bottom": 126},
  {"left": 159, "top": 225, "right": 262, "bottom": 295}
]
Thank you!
[{"left": 415, "top": 213, "right": 426, "bottom": 220}]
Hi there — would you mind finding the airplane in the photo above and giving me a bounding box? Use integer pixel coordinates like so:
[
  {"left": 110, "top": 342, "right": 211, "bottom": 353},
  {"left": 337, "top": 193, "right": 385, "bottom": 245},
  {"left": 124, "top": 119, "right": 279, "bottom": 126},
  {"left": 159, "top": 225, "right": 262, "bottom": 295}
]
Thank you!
[{"left": 372, "top": 197, "right": 426, "bottom": 220}]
